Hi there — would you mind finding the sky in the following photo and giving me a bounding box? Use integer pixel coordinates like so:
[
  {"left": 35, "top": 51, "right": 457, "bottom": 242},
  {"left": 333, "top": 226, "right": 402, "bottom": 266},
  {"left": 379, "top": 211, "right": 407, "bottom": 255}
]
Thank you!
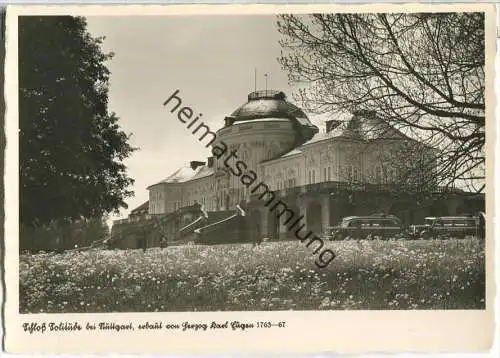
[{"left": 85, "top": 15, "right": 326, "bottom": 223}]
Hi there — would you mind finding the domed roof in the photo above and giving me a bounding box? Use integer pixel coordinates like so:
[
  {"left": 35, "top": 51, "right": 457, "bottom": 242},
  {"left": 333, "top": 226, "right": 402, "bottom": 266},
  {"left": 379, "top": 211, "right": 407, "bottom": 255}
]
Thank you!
[
  {"left": 224, "top": 90, "right": 319, "bottom": 145},
  {"left": 229, "top": 90, "right": 313, "bottom": 125}
]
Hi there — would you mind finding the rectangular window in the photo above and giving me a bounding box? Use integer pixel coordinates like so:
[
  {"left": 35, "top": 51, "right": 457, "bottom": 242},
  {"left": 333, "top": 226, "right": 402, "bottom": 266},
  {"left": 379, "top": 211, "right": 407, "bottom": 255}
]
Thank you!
[
  {"left": 323, "top": 167, "right": 327, "bottom": 181},
  {"left": 308, "top": 171, "right": 311, "bottom": 184},
  {"left": 328, "top": 166, "right": 331, "bottom": 181},
  {"left": 312, "top": 170, "right": 316, "bottom": 184}
]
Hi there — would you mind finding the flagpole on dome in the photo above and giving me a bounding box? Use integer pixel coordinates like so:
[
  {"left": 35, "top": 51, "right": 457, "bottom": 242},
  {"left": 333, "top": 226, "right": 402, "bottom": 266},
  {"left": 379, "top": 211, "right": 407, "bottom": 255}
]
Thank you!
[
  {"left": 264, "top": 73, "right": 268, "bottom": 95},
  {"left": 254, "top": 68, "right": 257, "bottom": 92}
]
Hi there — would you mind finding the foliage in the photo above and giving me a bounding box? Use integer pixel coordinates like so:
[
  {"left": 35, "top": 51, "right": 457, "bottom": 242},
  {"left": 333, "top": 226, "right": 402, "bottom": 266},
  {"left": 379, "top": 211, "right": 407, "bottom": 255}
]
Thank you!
[
  {"left": 20, "top": 217, "right": 109, "bottom": 252},
  {"left": 18, "top": 16, "right": 136, "bottom": 227},
  {"left": 20, "top": 239, "right": 485, "bottom": 312},
  {"left": 277, "top": 13, "right": 485, "bottom": 193}
]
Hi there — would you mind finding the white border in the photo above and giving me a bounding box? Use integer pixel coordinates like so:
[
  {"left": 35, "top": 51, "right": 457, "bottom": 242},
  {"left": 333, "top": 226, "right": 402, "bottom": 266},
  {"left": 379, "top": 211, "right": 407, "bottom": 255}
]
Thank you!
[{"left": 3, "top": 3, "right": 497, "bottom": 355}]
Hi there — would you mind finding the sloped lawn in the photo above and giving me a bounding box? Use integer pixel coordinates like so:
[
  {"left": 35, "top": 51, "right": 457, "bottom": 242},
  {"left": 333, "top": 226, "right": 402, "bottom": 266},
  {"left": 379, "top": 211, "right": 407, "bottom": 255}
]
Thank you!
[{"left": 19, "top": 238, "right": 485, "bottom": 312}]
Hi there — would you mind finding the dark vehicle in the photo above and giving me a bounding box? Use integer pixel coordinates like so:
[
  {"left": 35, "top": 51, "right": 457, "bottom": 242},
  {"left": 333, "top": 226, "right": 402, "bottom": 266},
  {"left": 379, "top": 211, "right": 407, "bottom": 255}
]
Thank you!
[
  {"left": 409, "top": 216, "right": 479, "bottom": 239},
  {"left": 478, "top": 212, "right": 486, "bottom": 240},
  {"left": 329, "top": 214, "right": 404, "bottom": 240}
]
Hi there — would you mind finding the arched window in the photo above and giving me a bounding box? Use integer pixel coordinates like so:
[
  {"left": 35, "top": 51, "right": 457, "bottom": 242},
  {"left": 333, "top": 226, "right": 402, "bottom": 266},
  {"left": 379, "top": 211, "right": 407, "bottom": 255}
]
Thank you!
[
  {"left": 390, "top": 168, "right": 398, "bottom": 182},
  {"left": 375, "top": 165, "right": 383, "bottom": 182},
  {"left": 353, "top": 166, "right": 359, "bottom": 182},
  {"left": 345, "top": 164, "right": 354, "bottom": 182}
]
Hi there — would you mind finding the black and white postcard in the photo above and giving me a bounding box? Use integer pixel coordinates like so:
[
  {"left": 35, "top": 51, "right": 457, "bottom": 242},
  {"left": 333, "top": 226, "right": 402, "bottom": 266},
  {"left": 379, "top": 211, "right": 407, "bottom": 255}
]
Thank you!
[{"left": 2, "top": 3, "right": 496, "bottom": 354}]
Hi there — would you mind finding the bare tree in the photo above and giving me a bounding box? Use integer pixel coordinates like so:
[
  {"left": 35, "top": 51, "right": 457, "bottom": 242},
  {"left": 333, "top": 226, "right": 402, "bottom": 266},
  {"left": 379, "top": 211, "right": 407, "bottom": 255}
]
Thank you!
[
  {"left": 335, "top": 128, "right": 438, "bottom": 209},
  {"left": 277, "top": 13, "right": 485, "bottom": 193}
]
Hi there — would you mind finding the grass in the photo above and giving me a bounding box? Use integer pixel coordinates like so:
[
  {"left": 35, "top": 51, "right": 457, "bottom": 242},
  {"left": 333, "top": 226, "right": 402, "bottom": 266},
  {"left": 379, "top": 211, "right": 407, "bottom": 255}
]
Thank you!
[{"left": 19, "top": 238, "right": 485, "bottom": 312}]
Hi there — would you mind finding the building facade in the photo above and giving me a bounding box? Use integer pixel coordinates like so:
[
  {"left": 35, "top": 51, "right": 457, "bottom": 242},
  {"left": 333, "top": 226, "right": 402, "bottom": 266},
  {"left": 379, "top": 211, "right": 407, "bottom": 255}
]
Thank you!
[{"left": 112, "top": 90, "right": 484, "bottom": 246}]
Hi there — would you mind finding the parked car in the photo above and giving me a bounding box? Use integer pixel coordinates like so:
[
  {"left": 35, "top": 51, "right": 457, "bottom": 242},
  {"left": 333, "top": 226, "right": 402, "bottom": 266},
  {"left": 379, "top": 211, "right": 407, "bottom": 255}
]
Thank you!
[
  {"left": 478, "top": 212, "right": 486, "bottom": 240},
  {"left": 329, "top": 214, "right": 404, "bottom": 240},
  {"left": 409, "top": 216, "right": 479, "bottom": 239}
]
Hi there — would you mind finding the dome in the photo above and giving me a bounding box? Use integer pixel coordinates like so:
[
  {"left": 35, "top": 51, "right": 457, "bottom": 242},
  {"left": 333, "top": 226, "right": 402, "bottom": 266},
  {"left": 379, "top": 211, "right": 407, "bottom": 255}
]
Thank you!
[
  {"left": 229, "top": 90, "right": 313, "bottom": 125},
  {"left": 224, "top": 90, "right": 319, "bottom": 144}
]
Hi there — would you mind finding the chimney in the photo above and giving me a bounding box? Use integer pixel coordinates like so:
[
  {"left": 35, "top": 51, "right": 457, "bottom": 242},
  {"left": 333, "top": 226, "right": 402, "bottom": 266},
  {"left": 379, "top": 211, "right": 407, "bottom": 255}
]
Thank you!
[
  {"left": 224, "top": 116, "right": 236, "bottom": 127},
  {"left": 325, "top": 120, "right": 341, "bottom": 133},
  {"left": 190, "top": 161, "right": 205, "bottom": 170},
  {"left": 207, "top": 156, "right": 214, "bottom": 168}
]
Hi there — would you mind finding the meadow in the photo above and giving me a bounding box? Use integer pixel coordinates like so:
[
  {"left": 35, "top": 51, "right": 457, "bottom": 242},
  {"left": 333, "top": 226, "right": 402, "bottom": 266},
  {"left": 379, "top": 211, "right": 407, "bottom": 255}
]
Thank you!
[{"left": 19, "top": 238, "right": 485, "bottom": 313}]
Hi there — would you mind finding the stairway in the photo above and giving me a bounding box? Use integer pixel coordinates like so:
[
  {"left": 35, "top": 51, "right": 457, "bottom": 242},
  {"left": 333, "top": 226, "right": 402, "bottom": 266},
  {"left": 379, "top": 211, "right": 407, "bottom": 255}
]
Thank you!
[
  {"left": 178, "top": 210, "right": 235, "bottom": 242},
  {"left": 193, "top": 208, "right": 252, "bottom": 245}
]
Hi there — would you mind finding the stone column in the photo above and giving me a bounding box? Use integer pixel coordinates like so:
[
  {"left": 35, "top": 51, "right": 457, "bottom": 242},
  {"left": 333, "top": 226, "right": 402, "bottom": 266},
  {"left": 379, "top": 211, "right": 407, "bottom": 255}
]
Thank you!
[
  {"left": 260, "top": 207, "right": 268, "bottom": 239},
  {"left": 321, "top": 194, "right": 331, "bottom": 236},
  {"left": 297, "top": 196, "right": 309, "bottom": 232},
  {"left": 279, "top": 216, "right": 288, "bottom": 239}
]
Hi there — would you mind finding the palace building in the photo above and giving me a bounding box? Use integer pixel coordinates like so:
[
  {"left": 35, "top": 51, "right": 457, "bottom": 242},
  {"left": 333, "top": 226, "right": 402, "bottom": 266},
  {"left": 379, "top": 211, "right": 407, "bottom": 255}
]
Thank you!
[{"left": 111, "top": 90, "right": 484, "bottom": 248}]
